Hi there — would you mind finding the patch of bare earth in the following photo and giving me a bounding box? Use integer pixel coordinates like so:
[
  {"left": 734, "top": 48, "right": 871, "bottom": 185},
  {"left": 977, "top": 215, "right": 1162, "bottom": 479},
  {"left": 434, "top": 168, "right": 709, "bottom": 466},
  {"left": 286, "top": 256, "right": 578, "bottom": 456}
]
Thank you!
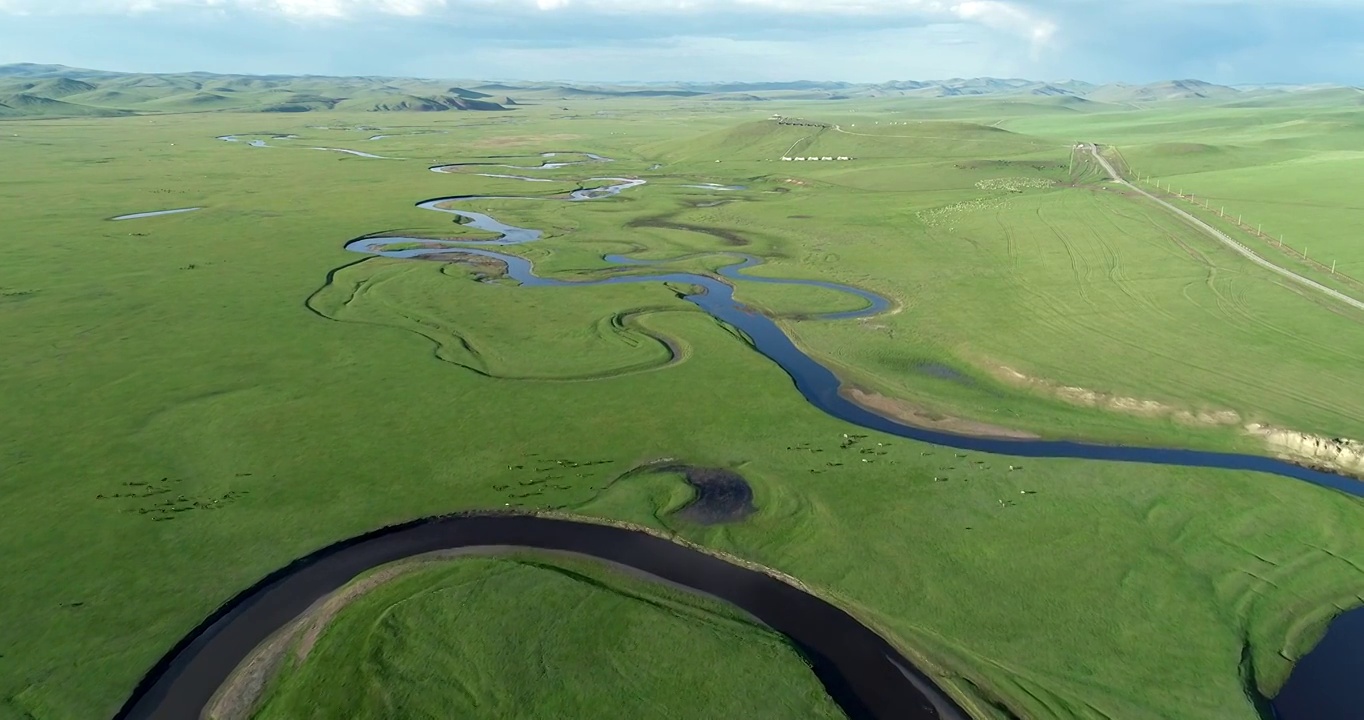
[
  {"left": 842, "top": 386, "right": 1039, "bottom": 440},
  {"left": 991, "top": 364, "right": 1243, "bottom": 427},
  {"left": 988, "top": 364, "right": 1364, "bottom": 478},
  {"left": 1245, "top": 424, "right": 1364, "bottom": 478}
]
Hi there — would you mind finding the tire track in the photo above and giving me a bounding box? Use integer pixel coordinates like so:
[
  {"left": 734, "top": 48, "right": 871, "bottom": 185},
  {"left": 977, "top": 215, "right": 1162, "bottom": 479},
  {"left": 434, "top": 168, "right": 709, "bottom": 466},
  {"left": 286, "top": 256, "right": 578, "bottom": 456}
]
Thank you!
[{"left": 1084, "top": 144, "right": 1364, "bottom": 315}]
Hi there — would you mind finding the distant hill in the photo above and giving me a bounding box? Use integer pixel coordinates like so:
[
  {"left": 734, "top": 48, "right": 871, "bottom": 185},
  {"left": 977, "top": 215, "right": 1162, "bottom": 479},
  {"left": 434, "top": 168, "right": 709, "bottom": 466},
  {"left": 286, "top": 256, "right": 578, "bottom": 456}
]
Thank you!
[
  {"left": 0, "top": 63, "right": 1356, "bottom": 119},
  {"left": 0, "top": 64, "right": 517, "bottom": 117},
  {"left": 0, "top": 92, "right": 130, "bottom": 117},
  {"left": 337, "top": 93, "right": 509, "bottom": 112},
  {"left": 1086, "top": 79, "right": 1243, "bottom": 103},
  {"left": 22, "top": 77, "right": 98, "bottom": 97},
  {"left": 446, "top": 87, "right": 491, "bottom": 99}
]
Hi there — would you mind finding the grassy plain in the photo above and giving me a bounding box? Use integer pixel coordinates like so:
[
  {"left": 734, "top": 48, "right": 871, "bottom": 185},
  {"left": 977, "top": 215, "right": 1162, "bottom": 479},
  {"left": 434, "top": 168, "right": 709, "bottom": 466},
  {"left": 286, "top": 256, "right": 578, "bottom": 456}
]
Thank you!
[
  {"left": 251, "top": 554, "right": 844, "bottom": 720},
  {"left": 1003, "top": 106, "right": 1364, "bottom": 287},
  {"left": 1, "top": 95, "right": 1364, "bottom": 720}
]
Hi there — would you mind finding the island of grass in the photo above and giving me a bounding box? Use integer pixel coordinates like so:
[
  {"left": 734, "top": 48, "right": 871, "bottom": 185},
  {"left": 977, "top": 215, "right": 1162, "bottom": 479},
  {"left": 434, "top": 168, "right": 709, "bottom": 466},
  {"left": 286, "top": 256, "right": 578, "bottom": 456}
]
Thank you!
[{"left": 240, "top": 553, "right": 845, "bottom": 720}]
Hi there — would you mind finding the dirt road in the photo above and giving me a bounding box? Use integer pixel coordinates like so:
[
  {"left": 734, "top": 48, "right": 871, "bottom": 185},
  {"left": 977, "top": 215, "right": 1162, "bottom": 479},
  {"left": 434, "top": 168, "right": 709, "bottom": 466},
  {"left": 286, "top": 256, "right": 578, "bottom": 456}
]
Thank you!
[{"left": 1084, "top": 144, "right": 1364, "bottom": 313}]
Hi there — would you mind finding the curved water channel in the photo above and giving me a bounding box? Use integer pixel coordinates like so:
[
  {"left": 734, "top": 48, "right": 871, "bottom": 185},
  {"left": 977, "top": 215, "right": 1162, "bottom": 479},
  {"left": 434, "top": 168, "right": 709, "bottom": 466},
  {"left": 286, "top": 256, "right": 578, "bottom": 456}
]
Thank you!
[
  {"left": 110, "top": 207, "right": 201, "bottom": 221},
  {"left": 353, "top": 165, "right": 1364, "bottom": 499},
  {"left": 123, "top": 150, "right": 1361, "bottom": 719},
  {"left": 345, "top": 156, "right": 1364, "bottom": 720},
  {"left": 114, "top": 514, "right": 966, "bottom": 720},
  {"left": 310, "top": 147, "right": 394, "bottom": 159}
]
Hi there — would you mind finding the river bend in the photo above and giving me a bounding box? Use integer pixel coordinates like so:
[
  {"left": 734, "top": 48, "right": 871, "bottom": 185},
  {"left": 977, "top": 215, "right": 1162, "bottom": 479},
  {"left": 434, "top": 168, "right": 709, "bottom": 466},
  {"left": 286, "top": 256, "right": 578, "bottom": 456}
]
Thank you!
[{"left": 113, "top": 514, "right": 966, "bottom": 720}]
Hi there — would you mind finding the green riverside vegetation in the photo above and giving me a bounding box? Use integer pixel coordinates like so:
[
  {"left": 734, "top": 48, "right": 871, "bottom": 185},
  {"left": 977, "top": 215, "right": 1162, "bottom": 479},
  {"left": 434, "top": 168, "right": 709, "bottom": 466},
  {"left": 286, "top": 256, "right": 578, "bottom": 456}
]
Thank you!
[
  {"left": 3, "top": 83, "right": 1364, "bottom": 720},
  {"left": 251, "top": 554, "right": 844, "bottom": 720}
]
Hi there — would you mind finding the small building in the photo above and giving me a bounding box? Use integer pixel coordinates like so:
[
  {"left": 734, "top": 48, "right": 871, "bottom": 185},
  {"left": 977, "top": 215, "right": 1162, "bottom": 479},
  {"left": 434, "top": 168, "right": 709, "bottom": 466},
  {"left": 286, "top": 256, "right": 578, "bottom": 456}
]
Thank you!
[
  {"left": 781, "top": 157, "right": 792, "bottom": 161},
  {"left": 836, "top": 156, "right": 850, "bottom": 161},
  {"left": 794, "top": 157, "right": 806, "bottom": 161},
  {"left": 820, "top": 157, "right": 833, "bottom": 161}
]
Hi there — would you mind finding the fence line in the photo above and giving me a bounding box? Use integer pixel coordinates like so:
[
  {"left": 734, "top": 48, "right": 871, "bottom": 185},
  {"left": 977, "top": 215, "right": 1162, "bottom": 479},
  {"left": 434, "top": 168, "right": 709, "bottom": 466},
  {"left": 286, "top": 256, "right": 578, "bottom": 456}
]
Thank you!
[{"left": 1125, "top": 168, "right": 1363, "bottom": 291}]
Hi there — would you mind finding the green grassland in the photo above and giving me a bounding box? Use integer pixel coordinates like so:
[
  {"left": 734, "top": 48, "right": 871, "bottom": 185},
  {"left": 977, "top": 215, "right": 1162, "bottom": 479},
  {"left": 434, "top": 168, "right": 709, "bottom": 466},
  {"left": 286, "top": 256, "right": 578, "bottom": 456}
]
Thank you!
[
  {"left": 308, "top": 260, "right": 685, "bottom": 380},
  {"left": 2, "top": 93, "right": 1364, "bottom": 720},
  {"left": 1003, "top": 105, "right": 1364, "bottom": 283},
  {"left": 251, "top": 554, "right": 844, "bottom": 720}
]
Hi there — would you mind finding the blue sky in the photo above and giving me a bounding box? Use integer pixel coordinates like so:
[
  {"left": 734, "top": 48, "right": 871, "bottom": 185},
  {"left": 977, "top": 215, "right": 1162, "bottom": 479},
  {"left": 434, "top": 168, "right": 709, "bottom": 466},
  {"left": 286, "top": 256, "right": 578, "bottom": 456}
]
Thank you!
[{"left": 0, "top": 0, "right": 1360, "bottom": 85}]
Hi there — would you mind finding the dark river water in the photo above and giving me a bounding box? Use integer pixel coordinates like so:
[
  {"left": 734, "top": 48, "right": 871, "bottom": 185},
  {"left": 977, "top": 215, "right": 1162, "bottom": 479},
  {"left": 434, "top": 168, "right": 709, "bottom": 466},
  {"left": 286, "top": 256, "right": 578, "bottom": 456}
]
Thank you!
[
  {"left": 1272, "top": 607, "right": 1364, "bottom": 719},
  {"left": 114, "top": 515, "right": 967, "bottom": 720}
]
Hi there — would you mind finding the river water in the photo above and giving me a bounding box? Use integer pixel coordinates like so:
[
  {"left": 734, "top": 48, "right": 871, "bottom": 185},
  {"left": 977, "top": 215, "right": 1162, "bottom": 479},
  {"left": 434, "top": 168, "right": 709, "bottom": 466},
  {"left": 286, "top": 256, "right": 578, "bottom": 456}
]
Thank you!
[
  {"left": 110, "top": 207, "right": 201, "bottom": 221},
  {"left": 345, "top": 162, "right": 1364, "bottom": 720},
  {"left": 114, "top": 515, "right": 966, "bottom": 720},
  {"left": 349, "top": 176, "right": 1364, "bottom": 501},
  {"left": 118, "top": 149, "right": 1361, "bottom": 720}
]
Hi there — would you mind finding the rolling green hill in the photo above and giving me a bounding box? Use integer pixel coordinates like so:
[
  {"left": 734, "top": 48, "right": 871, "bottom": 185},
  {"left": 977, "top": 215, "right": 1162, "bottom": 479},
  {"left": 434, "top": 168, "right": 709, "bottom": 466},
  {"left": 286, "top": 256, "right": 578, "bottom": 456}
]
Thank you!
[
  {"left": 0, "top": 63, "right": 1359, "bottom": 119},
  {"left": 0, "top": 92, "right": 129, "bottom": 117}
]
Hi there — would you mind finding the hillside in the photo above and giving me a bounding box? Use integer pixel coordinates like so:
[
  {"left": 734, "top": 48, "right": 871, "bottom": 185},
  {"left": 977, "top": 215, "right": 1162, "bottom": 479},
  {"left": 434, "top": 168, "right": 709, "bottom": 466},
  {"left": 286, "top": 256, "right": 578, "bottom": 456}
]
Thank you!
[
  {"left": 0, "top": 63, "right": 1358, "bottom": 119},
  {"left": 0, "top": 65, "right": 515, "bottom": 117}
]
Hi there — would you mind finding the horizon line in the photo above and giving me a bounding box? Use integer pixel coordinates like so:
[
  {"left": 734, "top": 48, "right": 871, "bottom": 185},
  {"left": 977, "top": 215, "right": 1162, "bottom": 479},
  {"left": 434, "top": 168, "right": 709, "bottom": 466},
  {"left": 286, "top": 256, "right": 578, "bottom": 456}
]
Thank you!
[{"left": 2, "top": 62, "right": 1358, "bottom": 89}]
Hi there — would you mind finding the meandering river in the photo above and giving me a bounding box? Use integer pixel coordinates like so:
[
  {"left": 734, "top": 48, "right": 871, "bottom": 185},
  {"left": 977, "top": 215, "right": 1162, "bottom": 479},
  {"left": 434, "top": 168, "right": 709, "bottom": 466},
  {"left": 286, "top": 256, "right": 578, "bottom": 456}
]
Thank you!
[
  {"left": 114, "top": 515, "right": 966, "bottom": 720},
  {"left": 347, "top": 159, "right": 1364, "bottom": 720},
  {"left": 351, "top": 168, "right": 1364, "bottom": 501},
  {"left": 117, "top": 149, "right": 1362, "bottom": 720}
]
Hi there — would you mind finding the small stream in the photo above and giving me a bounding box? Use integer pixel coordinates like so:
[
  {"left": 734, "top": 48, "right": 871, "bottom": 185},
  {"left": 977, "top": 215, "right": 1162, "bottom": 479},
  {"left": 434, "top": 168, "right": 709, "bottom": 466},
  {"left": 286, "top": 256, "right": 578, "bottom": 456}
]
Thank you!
[
  {"left": 310, "top": 147, "right": 394, "bottom": 159},
  {"left": 215, "top": 135, "right": 269, "bottom": 147},
  {"left": 110, "top": 207, "right": 201, "bottom": 221}
]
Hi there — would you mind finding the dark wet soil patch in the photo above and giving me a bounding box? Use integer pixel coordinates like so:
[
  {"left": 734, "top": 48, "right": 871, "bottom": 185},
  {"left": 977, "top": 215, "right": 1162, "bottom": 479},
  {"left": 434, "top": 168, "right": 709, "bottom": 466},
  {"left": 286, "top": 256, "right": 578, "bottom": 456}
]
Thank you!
[
  {"left": 658, "top": 464, "right": 755, "bottom": 524},
  {"left": 911, "top": 362, "right": 975, "bottom": 386},
  {"left": 626, "top": 216, "right": 750, "bottom": 246}
]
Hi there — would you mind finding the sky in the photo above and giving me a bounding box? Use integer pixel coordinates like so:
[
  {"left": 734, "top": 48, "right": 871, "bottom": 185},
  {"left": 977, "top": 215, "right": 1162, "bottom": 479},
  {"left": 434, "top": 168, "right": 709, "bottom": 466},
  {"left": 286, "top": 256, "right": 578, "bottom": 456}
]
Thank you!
[{"left": 0, "top": 0, "right": 1360, "bottom": 85}]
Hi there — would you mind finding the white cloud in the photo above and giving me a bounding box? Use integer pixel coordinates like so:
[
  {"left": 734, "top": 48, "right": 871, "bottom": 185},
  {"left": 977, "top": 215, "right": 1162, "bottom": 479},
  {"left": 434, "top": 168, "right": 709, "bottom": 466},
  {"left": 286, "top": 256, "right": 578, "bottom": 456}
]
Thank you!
[
  {"left": 1, "top": 0, "right": 447, "bottom": 16},
  {"left": 955, "top": 0, "right": 1054, "bottom": 44},
  {"left": 0, "top": 0, "right": 1056, "bottom": 45},
  {"left": 455, "top": 25, "right": 1015, "bottom": 81}
]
